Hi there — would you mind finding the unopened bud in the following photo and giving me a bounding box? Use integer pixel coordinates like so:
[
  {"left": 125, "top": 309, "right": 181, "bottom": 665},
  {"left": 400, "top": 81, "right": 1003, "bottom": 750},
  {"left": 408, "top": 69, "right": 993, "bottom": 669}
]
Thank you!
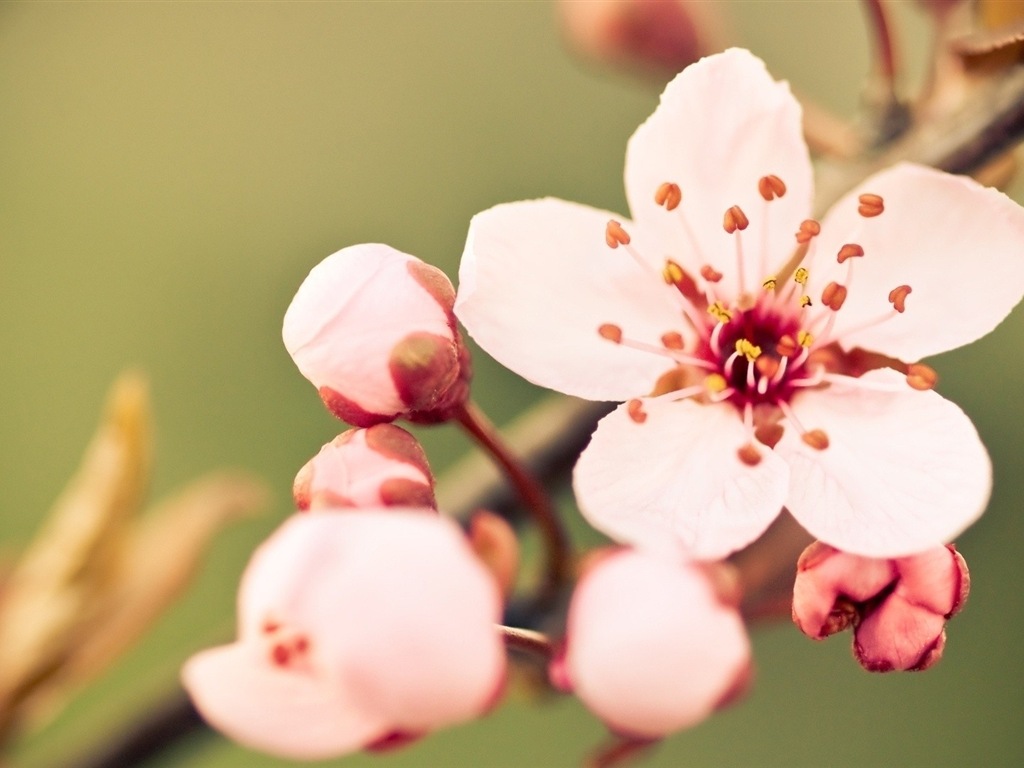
[
  {"left": 468, "top": 510, "right": 520, "bottom": 599},
  {"left": 283, "top": 244, "right": 470, "bottom": 427}
]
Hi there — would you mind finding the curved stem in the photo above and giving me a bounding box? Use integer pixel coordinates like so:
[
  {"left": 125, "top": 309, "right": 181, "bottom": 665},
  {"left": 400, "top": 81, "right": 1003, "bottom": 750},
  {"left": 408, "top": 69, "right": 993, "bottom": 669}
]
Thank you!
[
  {"left": 862, "top": 0, "right": 898, "bottom": 94},
  {"left": 585, "top": 736, "right": 658, "bottom": 768},
  {"left": 501, "top": 625, "right": 555, "bottom": 662},
  {"left": 453, "top": 400, "right": 572, "bottom": 610}
]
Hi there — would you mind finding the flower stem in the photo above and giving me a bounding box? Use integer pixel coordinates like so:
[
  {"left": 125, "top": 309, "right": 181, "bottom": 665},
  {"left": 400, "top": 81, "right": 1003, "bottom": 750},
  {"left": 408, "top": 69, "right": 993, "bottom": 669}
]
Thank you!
[
  {"left": 501, "top": 625, "right": 555, "bottom": 661},
  {"left": 453, "top": 400, "right": 571, "bottom": 610},
  {"left": 585, "top": 736, "right": 658, "bottom": 768}
]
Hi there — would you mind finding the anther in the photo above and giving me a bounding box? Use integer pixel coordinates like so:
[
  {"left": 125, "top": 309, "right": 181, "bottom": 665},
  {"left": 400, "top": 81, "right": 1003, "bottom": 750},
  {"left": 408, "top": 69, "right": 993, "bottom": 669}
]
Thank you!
[
  {"left": 776, "top": 335, "right": 798, "bottom": 357},
  {"left": 271, "top": 643, "right": 291, "bottom": 666},
  {"left": 795, "top": 219, "right": 821, "bottom": 244},
  {"left": 755, "top": 356, "right": 780, "bottom": 379},
  {"left": 762, "top": 276, "right": 777, "bottom": 291},
  {"left": 707, "top": 301, "right": 732, "bottom": 323},
  {"left": 858, "top": 193, "right": 884, "bottom": 217},
  {"left": 655, "top": 182, "right": 682, "bottom": 211},
  {"left": 888, "top": 284, "right": 912, "bottom": 313},
  {"left": 794, "top": 267, "right": 809, "bottom": 285},
  {"left": 723, "top": 205, "right": 750, "bottom": 234},
  {"left": 797, "top": 330, "right": 814, "bottom": 348},
  {"left": 906, "top": 363, "right": 938, "bottom": 391},
  {"left": 737, "top": 443, "right": 762, "bottom": 466},
  {"left": 758, "top": 175, "right": 787, "bottom": 201},
  {"left": 735, "top": 339, "right": 762, "bottom": 361},
  {"left": 801, "top": 429, "right": 830, "bottom": 450},
  {"left": 821, "top": 281, "right": 848, "bottom": 311},
  {"left": 799, "top": 295, "right": 812, "bottom": 308},
  {"left": 627, "top": 399, "right": 647, "bottom": 424},
  {"left": 704, "top": 373, "right": 728, "bottom": 394},
  {"left": 661, "top": 331, "right": 685, "bottom": 350},
  {"left": 605, "top": 220, "right": 631, "bottom": 248},
  {"left": 700, "top": 264, "right": 723, "bottom": 283},
  {"left": 837, "top": 243, "right": 865, "bottom": 264},
  {"left": 598, "top": 323, "right": 623, "bottom": 343},
  {"left": 755, "top": 422, "right": 784, "bottom": 449}
]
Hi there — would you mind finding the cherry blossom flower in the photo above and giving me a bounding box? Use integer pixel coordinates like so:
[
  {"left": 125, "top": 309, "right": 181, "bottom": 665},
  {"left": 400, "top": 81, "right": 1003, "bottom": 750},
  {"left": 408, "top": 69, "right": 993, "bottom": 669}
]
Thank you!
[
  {"left": 182, "top": 511, "right": 505, "bottom": 760},
  {"left": 792, "top": 541, "right": 970, "bottom": 672},
  {"left": 284, "top": 243, "right": 470, "bottom": 428},
  {"left": 551, "top": 549, "right": 750, "bottom": 738},
  {"left": 293, "top": 424, "right": 436, "bottom": 511},
  {"left": 456, "top": 48, "right": 1024, "bottom": 560}
]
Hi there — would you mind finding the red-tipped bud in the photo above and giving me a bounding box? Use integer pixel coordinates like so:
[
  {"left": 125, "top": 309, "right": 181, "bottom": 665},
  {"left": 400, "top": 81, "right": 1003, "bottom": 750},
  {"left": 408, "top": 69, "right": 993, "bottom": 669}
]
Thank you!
[
  {"left": 792, "top": 541, "right": 970, "bottom": 672},
  {"left": 293, "top": 425, "right": 436, "bottom": 512},
  {"left": 283, "top": 244, "right": 470, "bottom": 427},
  {"left": 468, "top": 510, "right": 520, "bottom": 599}
]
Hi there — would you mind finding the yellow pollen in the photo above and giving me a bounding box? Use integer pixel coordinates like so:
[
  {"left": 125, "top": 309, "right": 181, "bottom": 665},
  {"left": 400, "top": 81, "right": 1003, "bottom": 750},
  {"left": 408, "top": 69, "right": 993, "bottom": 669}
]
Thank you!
[
  {"left": 704, "top": 373, "right": 728, "bottom": 393},
  {"left": 762, "top": 276, "right": 777, "bottom": 291},
  {"left": 794, "top": 267, "right": 809, "bottom": 285},
  {"left": 799, "top": 295, "right": 812, "bottom": 308},
  {"left": 707, "top": 301, "right": 732, "bottom": 323},
  {"left": 735, "top": 339, "right": 762, "bottom": 361},
  {"left": 662, "top": 260, "right": 684, "bottom": 285},
  {"left": 797, "top": 330, "right": 814, "bottom": 348}
]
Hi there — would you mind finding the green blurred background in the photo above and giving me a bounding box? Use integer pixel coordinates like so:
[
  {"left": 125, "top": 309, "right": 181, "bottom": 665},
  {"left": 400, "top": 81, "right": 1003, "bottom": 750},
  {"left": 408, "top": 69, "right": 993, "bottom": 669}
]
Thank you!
[{"left": 1, "top": 2, "right": 1021, "bottom": 766}]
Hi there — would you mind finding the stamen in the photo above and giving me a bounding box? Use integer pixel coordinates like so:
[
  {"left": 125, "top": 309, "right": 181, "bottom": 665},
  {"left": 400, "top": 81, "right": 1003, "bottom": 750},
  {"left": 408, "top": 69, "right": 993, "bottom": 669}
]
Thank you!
[
  {"left": 776, "top": 334, "right": 798, "bottom": 357},
  {"left": 723, "top": 205, "right": 750, "bottom": 234},
  {"left": 755, "top": 356, "right": 780, "bottom": 379},
  {"left": 797, "top": 330, "right": 814, "bottom": 348},
  {"left": 795, "top": 219, "right": 821, "bottom": 244},
  {"left": 737, "top": 443, "right": 762, "bottom": 466},
  {"left": 758, "top": 174, "right": 787, "bottom": 201},
  {"left": 655, "top": 182, "right": 682, "bottom": 211},
  {"left": 735, "top": 339, "right": 762, "bottom": 361},
  {"left": 799, "top": 295, "right": 812, "bottom": 308},
  {"left": 598, "top": 324, "right": 623, "bottom": 343},
  {"left": 605, "top": 220, "right": 631, "bottom": 248},
  {"left": 837, "top": 243, "right": 865, "bottom": 264},
  {"left": 802, "top": 429, "right": 830, "bottom": 450},
  {"left": 616, "top": 335, "right": 716, "bottom": 369},
  {"left": 271, "top": 643, "right": 291, "bottom": 666},
  {"left": 704, "top": 373, "right": 728, "bottom": 394},
  {"left": 762, "top": 276, "right": 777, "bottom": 291},
  {"left": 661, "top": 259, "right": 706, "bottom": 330},
  {"left": 627, "top": 399, "right": 647, "bottom": 424},
  {"left": 888, "top": 284, "right": 912, "bottom": 313},
  {"left": 755, "top": 421, "right": 784, "bottom": 448},
  {"left": 700, "top": 264, "right": 723, "bottom": 283},
  {"left": 821, "top": 281, "right": 848, "bottom": 311},
  {"left": 858, "top": 193, "right": 885, "bottom": 217},
  {"left": 661, "top": 331, "right": 685, "bottom": 350},
  {"left": 794, "top": 267, "right": 809, "bottom": 285},
  {"left": 709, "top": 321, "right": 726, "bottom": 357},
  {"left": 770, "top": 353, "right": 789, "bottom": 385},
  {"left": 906, "top": 363, "right": 938, "bottom": 391},
  {"left": 707, "top": 301, "right": 733, "bottom": 323}
]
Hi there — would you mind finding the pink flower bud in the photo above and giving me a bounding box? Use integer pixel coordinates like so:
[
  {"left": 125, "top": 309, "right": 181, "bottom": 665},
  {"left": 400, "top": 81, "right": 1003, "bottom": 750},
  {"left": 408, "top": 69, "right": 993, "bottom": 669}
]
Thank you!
[
  {"left": 558, "top": 0, "right": 729, "bottom": 79},
  {"left": 467, "top": 510, "right": 520, "bottom": 598},
  {"left": 556, "top": 549, "right": 751, "bottom": 739},
  {"left": 283, "top": 244, "right": 470, "bottom": 427},
  {"left": 293, "top": 424, "right": 436, "bottom": 511},
  {"left": 792, "top": 541, "right": 970, "bottom": 672},
  {"left": 182, "top": 511, "right": 505, "bottom": 760}
]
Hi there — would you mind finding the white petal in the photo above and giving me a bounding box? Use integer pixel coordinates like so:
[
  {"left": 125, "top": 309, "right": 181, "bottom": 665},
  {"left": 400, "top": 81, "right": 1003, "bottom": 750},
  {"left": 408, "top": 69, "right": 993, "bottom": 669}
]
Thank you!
[
  {"left": 457, "top": 198, "right": 694, "bottom": 401},
  {"left": 813, "top": 163, "right": 1024, "bottom": 360},
  {"left": 777, "top": 370, "right": 991, "bottom": 557},
  {"left": 625, "top": 49, "right": 813, "bottom": 301},
  {"left": 573, "top": 398, "right": 789, "bottom": 559}
]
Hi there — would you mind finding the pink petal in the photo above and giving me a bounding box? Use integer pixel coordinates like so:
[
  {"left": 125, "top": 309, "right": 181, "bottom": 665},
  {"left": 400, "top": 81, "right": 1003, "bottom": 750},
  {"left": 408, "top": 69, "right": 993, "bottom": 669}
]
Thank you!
[
  {"left": 573, "top": 398, "right": 789, "bottom": 560},
  {"left": 624, "top": 48, "right": 813, "bottom": 302},
  {"left": 182, "top": 643, "right": 387, "bottom": 760},
  {"left": 283, "top": 244, "right": 456, "bottom": 420},
  {"left": 456, "top": 198, "right": 690, "bottom": 401},
  {"left": 565, "top": 550, "right": 750, "bottom": 738},
  {"left": 854, "top": 592, "right": 947, "bottom": 672},
  {"left": 893, "top": 546, "right": 965, "bottom": 616},
  {"left": 777, "top": 370, "right": 991, "bottom": 558},
  {"left": 814, "top": 163, "right": 1024, "bottom": 361}
]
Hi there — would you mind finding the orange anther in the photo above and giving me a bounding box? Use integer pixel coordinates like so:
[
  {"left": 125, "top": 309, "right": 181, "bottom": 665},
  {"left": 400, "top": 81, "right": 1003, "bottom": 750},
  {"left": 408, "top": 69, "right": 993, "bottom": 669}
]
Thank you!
[
  {"left": 802, "top": 429, "right": 830, "bottom": 450},
  {"left": 795, "top": 219, "right": 821, "bottom": 244},
  {"left": 605, "top": 220, "right": 631, "bottom": 248},
  {"left": 888, "top": 284, "right": 912, "bottom": 313},
  {"left": 755, "top": 422, "right": 784, "bottom": 449},
  {"left": 837, "top": 243, "right": 865, "bottom": 264},
  {"left": 655, "top": 182, "right": 682, "bottom": 211},
  {"left": 906, "top": 363, "right": 938, "bottom": 391},
  {"left": 821, "top": 281, "right": 848, "bottom": 311},
  {"left": 737, "top": 443, "right": 762, "bottom": 466},
  {"left": 661, "top": 331, "right": 685, "bottom": 350},
  {"left": 755, "top": 356, "right": 780, "bottom": 379},
  {"left": 271, "top": 643, "right": 291, "bottom": 666},
  {"left": 758, "top": 175, "right": 787, "bottom": 201},
  {"left": 858, "top": 193, "right": 884, "bottom": 217},
  {"left": 776, "top": 335, "right": 798, "bottom": 357},
  {"left": 598, "top": 323, "right": 623, "bottom": 343},
  {"left": 700, "top": 264, "right": 724, "bottom": 283},
  {"left": 723, "top": 205, "right": 749, "bottom": 233},
  {"left": 627, "top": 399, "right": 647, "bottom": 424}
]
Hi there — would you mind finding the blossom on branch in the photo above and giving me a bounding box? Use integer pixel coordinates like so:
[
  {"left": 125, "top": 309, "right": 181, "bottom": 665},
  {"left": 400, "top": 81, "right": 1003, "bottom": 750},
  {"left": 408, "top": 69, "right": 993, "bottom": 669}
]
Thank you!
[
  {"left": 293, "top": 424, "right": 436, "bottom": 511},
  {"left": 551, "top": 549, "right": 750, "bottom": 738},
  {"left": 456, "top": 48, "right": 1024, "bottom": 560},
  {"left": 284, "top": 243, "right": 470, "bottom": 428},
  {"left": 182, "top": 512, "right": 505, "bottom": 760},
  {"left": 792, "top": 541, "right": 970, "bottom": 672}
]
